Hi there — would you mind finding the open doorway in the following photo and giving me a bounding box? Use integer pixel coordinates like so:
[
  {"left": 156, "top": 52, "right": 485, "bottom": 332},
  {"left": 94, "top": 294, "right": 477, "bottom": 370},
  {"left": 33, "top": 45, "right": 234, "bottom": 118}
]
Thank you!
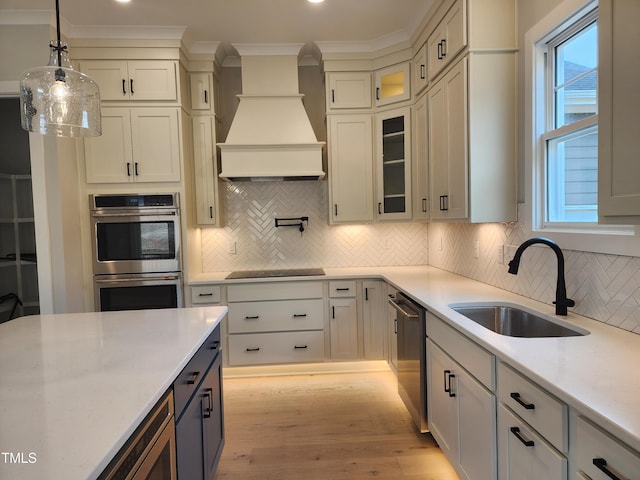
[{"left": 0, "top": 98, "right": 39, "bottom": 322}]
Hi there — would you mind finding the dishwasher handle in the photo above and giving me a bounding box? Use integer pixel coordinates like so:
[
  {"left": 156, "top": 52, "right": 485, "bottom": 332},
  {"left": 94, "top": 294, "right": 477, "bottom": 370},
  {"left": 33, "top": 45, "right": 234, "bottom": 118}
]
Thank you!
[{"left": 388, "top": 298, "right": 419, "bottom": 319}]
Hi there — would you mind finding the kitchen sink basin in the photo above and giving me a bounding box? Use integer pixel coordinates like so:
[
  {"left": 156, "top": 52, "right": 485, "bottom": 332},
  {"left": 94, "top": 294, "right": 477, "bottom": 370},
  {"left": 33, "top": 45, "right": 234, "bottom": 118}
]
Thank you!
[{"left": 449, "top": 303, "right": 588, "bottom": 338}]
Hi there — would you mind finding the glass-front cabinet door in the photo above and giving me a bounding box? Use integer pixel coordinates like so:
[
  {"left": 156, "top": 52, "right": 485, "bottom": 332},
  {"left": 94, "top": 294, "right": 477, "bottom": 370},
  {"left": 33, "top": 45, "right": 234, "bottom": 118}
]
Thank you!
[
  {"left": 374, "top": 63, "right": 411, "bottom": 107},
  {"left": 375, "top": 107, "right": 412, "bottom": 220}
]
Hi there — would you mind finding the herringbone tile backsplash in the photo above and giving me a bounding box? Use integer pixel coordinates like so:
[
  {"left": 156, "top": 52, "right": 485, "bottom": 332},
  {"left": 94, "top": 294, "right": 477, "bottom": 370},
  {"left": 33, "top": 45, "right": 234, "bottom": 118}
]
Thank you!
[
  {"left": 200, "top": 182, "right": 640, "bottom": 334},
  {"left": 200, "top": 181, "right": 429, "bottom": 271}
]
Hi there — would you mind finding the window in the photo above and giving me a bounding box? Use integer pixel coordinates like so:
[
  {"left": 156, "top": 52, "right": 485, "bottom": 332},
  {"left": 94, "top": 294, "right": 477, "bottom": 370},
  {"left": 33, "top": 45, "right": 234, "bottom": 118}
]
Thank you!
[{"left": 541, "top": 9, "right": 598, "bottom": 225}]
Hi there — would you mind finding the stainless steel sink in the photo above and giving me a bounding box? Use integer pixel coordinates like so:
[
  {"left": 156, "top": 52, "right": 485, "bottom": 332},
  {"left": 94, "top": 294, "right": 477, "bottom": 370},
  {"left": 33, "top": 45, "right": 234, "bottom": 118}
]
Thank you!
[{"left": 449, "top": 303, "right": 588, "bottom": 338}]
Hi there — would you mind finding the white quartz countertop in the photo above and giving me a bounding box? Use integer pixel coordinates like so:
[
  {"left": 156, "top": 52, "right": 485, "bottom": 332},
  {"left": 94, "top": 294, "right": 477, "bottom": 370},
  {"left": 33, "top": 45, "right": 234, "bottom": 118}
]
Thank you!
[
  {"left": 192, "top": 265, "right": 640, "bottom": 453},
  {"left": 0, "top": 306, "right": 227, "bottom": 480}
]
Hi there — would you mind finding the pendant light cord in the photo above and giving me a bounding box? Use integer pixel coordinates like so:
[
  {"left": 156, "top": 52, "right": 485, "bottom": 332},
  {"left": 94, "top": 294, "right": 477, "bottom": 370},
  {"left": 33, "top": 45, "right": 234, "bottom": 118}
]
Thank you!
[{"left": 54, "top": 0, "right": 66, "bottom": 81}]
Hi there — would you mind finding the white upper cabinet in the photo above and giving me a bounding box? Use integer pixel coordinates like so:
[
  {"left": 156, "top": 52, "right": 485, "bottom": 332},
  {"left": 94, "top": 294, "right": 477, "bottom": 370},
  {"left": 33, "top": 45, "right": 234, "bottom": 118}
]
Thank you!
[
  {"left": 191, "top": 116, "right": 221, "bottom": 226},
  {"left": 189, "top": 72, "right": 214, "bottom": 111},
  {"left": 374, "top": 63, "right": 411, "bottom": 107},
  {"left": 79, "top": 60, "right": 178, "bottom": 102},
  {"left": 412, "top": 93, "right": 429, "bottom": 220},
  {"left": 412, "top": 43, "right": 428, "bottom": 96},
  {"left": 427, "top": 0, "right": 466, "bottom": 81},
  {"left": 328, "top": 114, "right": 375, "bottom": 224},
  {"left": 375, "top": 107, "right": 412, "bottom": 220},
  {"left": 326, "top": 72, "right": 372, "bottom": 111},
  {"left": 598, "top": 0, "right": 640, "bottom": 223},
  {"left": 84, "top": 107, "right": 182, "bottom": 183}
]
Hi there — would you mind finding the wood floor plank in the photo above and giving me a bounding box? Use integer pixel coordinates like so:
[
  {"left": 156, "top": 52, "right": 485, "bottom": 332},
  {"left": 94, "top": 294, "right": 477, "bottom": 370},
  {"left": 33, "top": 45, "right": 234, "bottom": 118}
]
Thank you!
[{"left": 216, "top": 370, "right": 459, "bottom": 479}]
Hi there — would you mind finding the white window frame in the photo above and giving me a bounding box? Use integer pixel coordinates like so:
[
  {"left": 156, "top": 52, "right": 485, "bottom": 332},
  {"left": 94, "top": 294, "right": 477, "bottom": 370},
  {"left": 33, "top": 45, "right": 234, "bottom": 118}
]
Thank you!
[{"left": 524, "top": 0, "right": 640, "bottom": 256}]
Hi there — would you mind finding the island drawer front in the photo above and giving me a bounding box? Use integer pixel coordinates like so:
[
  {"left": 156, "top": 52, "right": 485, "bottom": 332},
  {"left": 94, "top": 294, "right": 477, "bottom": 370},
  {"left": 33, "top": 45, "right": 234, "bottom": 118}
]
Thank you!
[
  {"left": 575, "top": 416, "right": 640, "bottom": 480},
  {"left": 428, "top": 313, "right": 495, "bottom": 390},
  {"left": 191, "top": 285, "right": 221, "bottom": 304},
  {"left": 228, "top": 331, "right": 324, "bottom": 366},
  {"left": 498, "top": 404, "right": 567, "bottom": 479},
  {"left": 498, "top": 362, "right": 567, "bottom": 452},
  {"left": 228, "top": 299, "right": 324, "bottom": 333},
  {"left": 329, "top": 281, "right": 357, "bottom": 297},
  {"left": 174, "top": 326, "right": 221, "bottom": 418},
  {"left": 227, "top": 282, "right": 323, "bottom": 302}
]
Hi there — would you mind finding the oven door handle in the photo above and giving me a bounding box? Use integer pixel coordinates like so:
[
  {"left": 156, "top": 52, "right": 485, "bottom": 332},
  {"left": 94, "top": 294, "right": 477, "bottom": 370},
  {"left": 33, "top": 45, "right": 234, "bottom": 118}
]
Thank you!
[
  {"left": 95, "top": 275, "right": 180, "bottom": 284},
  {"left": 91, "top": 211, "right": 178, "bottom": 218},
  {"left": 388, "top": 298, "right": 419, "bottom": 319}
]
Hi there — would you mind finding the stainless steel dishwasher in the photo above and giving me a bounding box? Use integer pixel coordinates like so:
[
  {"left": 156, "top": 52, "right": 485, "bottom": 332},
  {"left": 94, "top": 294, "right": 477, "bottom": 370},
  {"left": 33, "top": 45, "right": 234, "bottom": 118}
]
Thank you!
[{"left": 389, "top": 291, "right": 428, "bottom": 433}]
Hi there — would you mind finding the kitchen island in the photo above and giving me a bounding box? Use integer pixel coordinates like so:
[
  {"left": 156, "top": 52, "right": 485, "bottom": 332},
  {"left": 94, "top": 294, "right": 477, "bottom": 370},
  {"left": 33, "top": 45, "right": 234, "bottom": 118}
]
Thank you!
[{"left": 0, "top": 306, "right": 227, "bottom": 480}]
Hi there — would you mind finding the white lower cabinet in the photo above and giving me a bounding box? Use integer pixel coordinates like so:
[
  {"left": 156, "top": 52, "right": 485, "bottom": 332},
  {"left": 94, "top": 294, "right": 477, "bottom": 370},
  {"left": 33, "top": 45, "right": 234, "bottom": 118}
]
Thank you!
[
  {"left": 427, "top": 313, "right": 497, "bottom": 480},
  {"left": 574, "top": 415, "right": 640, "bottom": 480},
  {"left": 226, "top": 282, "right": 325, "bottom": 366},
  {"left": 329, "top": 281, "right": 359, "bottom": 360},
  {"left": 361, "top": 280, "right": 385, "bottom": 360},
  {"left": 498, "top": 404, "right": 567, "bottom": 480},
  {"left": 497, "top": 362, "right": 568, "bottom": 479}
]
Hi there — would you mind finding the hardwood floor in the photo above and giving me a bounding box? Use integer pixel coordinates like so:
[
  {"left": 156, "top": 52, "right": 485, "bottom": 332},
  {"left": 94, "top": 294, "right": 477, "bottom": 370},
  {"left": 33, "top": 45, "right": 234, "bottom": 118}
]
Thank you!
[{"left": 216, "top": 370, "right": 459, "bottom": 479}]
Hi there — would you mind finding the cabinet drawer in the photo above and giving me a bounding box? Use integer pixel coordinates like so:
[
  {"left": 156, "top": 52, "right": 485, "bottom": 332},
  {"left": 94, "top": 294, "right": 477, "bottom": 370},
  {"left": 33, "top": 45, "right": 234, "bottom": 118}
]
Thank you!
[
  {"left": 575, "top": 416, "right": 640, "bottom": 480},
  {"left": 329, "top": 281, "right": 356, "bottom": 297},
  {"left": 228, "top": 331, "right": 324, "bottom": 366},
  {"left": 174, "top": 326, "right": 221, "bottom": 419},
  {"left": 428, "top": 313, "right": 495, "bottom": 390},
  {"left": 498, "top": 404, "right": 567, "bottom": 479},
  {"left": 228, "top": 299, "right": 324, "bottom": 333},
  {"left": 227, "top": 282, "right": 323, "bottom": 302},
  {"left": 498, "top": 362, "right": 567, "bottom": 452},
  {"left": 191, "top": 285, "right": 221, "bottom": 304}
]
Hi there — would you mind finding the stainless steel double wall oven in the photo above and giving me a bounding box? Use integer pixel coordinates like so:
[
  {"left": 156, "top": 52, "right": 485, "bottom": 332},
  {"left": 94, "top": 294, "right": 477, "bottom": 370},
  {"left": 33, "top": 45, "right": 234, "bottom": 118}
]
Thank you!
[{"left": 90, "top": 193, "right": 183, "bottom": 311}]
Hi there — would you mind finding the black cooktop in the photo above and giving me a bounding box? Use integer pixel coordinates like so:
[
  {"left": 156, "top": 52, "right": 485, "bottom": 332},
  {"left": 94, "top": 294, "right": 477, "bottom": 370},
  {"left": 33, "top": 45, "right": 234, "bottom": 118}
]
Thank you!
[{"left": 225, "top": 268, "right": 325, "bottom": 279}]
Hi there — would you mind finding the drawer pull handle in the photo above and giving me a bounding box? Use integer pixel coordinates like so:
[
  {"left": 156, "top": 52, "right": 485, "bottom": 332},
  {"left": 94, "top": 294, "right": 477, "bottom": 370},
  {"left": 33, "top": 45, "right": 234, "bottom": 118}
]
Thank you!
[
  {"left": 336, "top": 287, "right": 350, "bottom": 291},
  {"left": 245, "top": 315, "right": 260, "bottom": 320},
  {"left": 210, "top": 341, "right": 220, "bottom": 350},
  {"left": 198, "top": 292, "right": 214, "bottom": 297},
  {"left": 202, "top": 388, "right": 213, "bottom": 418},
  {"left": 246, "top": 347, "right": 260, "bottom": 352},
  {"left": 294, "top": 345, "right": 308, "bottom": 349},
  {"left": 510, "top": 427, "right": 534, "bottom": 447},
  {"left": 186, "top": 371, "right": 200, "bottom": 385},
  {"left": 293, "top": 314, "right": 307, "bottom": 318},
  {"left": 510, "top": 392, "right": 535, "bottom": 410},
  {"left": 444, "top": 370, "right": 456, "bottom": 397},
  {"left": 593, "top": 458, "right": 622, "bottom": 480}
]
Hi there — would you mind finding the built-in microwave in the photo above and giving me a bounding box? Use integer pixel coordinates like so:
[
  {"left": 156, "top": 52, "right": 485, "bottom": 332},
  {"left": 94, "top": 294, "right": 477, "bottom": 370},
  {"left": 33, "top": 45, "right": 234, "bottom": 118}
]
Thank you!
[{"left": 90, "top": 193, "right": 181, "bottom": 275}]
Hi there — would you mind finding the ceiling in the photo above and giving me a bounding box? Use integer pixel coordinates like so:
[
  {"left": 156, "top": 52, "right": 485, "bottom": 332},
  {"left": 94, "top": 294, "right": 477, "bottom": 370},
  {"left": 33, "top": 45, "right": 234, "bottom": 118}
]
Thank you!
[{"left": 3, "top": 0, "right": 437, "bottom": 54}]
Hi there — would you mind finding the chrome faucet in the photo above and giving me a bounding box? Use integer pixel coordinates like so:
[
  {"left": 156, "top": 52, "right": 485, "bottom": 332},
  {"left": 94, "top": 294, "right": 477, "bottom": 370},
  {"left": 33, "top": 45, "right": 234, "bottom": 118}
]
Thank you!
[{"left": 507, "top": 237, "right": 575, "bottom": 316}]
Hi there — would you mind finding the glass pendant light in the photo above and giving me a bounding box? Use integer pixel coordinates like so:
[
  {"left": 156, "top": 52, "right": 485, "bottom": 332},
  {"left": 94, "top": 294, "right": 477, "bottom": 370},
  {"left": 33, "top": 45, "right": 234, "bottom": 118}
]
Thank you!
[{"left": 19, "top": 0, "right": 101, "bottom": 137}]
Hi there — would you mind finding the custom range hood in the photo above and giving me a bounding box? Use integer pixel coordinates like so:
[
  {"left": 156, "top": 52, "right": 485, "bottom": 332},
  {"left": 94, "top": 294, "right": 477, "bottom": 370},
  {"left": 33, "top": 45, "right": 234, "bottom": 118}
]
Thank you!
[{"left": 218, "top": 44, "right": 325, "bottom": 181}]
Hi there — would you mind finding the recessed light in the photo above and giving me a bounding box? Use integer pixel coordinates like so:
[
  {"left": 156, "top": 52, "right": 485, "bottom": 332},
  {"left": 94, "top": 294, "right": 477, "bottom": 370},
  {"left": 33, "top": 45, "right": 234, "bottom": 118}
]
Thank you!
[
  {"left": 308, "top": 0, "right": 325, "bottom": 3},
  {"left": 115, "top": 0, "right": 131, "bottom": 3}
]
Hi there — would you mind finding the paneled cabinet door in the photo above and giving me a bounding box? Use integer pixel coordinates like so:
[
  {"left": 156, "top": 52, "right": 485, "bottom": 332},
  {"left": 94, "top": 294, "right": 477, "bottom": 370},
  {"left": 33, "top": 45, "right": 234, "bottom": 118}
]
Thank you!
[
  {"left": 427, "top": 339, "right": 458, "bottom": 460},
  {"left": 175, "top": 354, "right": 224, "bottom": 480},
  {"left": 427, "top": 0, "right": 466, "bottom": 81},
  {"left": 192, "top": 116, "right": 220, "bottom": 226},
  {"left": 428, "top": 59, "right": 468, "bottom": 220},
  {"left": 79, "top": 60, "right": 177, "bottom": 101},
  {"left": 329, "top": 298, "right": 359, "bottom": 359},
  {"left": 598, "top": 0, "right": 640, "bottom": 223},
  {"left": 375, "top": 106, "right": 412, "bottom": 220},
  {"left": 328, "top": 115, "right": 374, "bottom": 224},
  {"left": 413, "top": 43, "right": 428, "bottom": 95},
  {"left": 427, "top": 340, "right": 497, "bottom": 480},
  {"left": 190, "top": 72, "right": 214, "bottom": 111},
  {"left": 374, "top": 63, "right": 411, "bottom": 107},
  {"left": 326, "top": 72, "right": 372, "bottom": 110},
  {"left": 362, "top": 280, "right": 385, "bottom": 360},
  {"left": 85, "top": 107, "right": 181, "bottom": 183},
  {"left": 413, "top": 93, "right": 429, "bottom": 220},
  {"left": 498, "top": 404, "right": 567, "bottom": 480}
]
